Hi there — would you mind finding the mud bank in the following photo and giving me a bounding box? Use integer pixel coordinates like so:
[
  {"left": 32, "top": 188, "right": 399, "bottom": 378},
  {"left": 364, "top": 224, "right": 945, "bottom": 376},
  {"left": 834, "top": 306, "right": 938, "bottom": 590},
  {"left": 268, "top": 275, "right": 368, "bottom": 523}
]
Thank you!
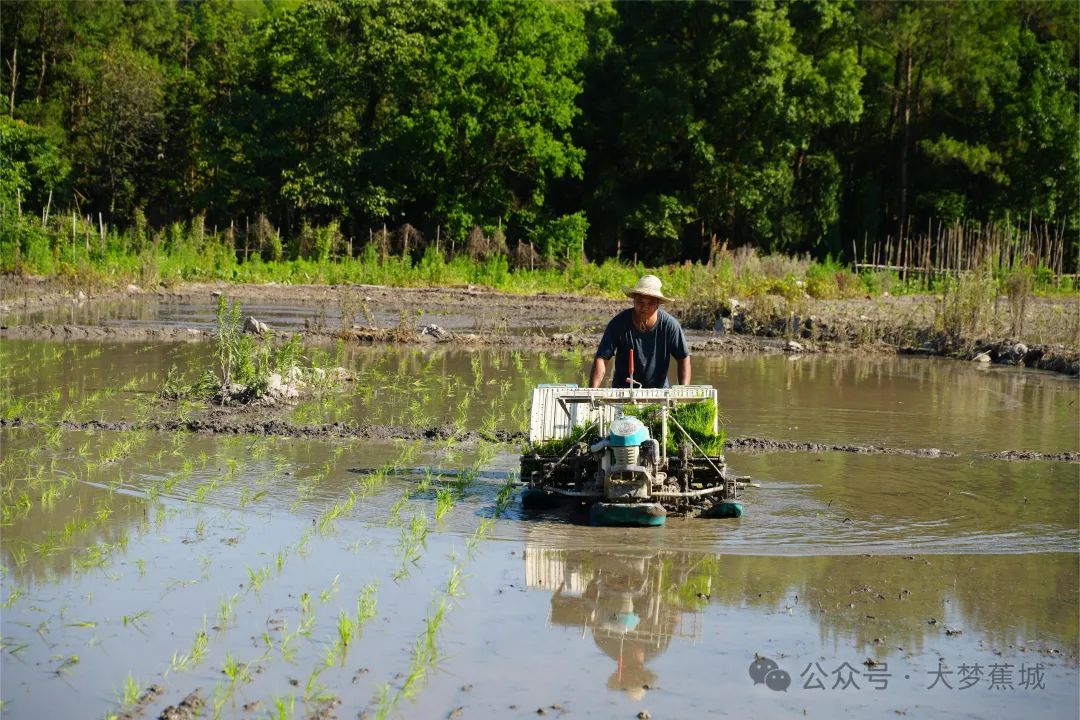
[
  {"left": 4, "top": 417, "right": 1076, "bottom": 462},
  {"left": 1, "top": 278, "right": 1076, "bottom": 373}
]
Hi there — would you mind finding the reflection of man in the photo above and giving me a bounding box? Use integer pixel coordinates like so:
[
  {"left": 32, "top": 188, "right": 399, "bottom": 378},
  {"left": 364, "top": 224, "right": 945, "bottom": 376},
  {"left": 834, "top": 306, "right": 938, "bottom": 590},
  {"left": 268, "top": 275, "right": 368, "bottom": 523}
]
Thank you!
[
  {"left": 595, "top": 594, "right": 660, "bottom": 699},
  {"left": 590, "top": 275, "right": 690, "bottom": 389},
  {"left": 544, "top": 550, "right": 683, "bottom": 700}
]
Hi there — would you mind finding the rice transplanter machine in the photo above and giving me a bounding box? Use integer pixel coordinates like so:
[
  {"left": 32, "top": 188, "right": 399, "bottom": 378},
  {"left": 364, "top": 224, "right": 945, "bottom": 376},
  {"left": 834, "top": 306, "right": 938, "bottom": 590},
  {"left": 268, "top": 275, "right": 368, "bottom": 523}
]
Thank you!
[{"left": 520, "top": 384, "right": 746, "bottom": 526}]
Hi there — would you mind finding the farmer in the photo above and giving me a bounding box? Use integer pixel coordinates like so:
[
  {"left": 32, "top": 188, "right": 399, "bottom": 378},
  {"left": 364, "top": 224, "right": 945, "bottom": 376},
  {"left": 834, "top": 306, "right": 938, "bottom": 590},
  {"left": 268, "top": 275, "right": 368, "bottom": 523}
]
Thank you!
[{"left": 589, "top": 274, "right": 690, "bottom": 388}]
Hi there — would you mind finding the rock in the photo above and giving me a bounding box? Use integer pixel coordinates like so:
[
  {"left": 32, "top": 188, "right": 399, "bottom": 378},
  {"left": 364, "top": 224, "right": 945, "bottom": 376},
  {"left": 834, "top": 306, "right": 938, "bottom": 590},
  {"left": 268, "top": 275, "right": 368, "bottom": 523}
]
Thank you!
[
  {"left": 1005, "top": 342, "right": 1029, "bottom": 364},
  {"left": 243, "top": 316, "right": 270, "bottom": 334},
  {"left": 266, "top": 373, "right": 300, "bottom": 400},
  {"left": 420, "top": 324, "right": 449, "bottom": 340},
  {"left": 211, "top": 291, "right": 222, "bottom": 298},
  {"left": 712, "top": 315, "right": 729, "bottom": 335},
  {"left": 973, "top": 352, "right": 991, "bottom": 363},
  {"left": 637, "top": 712, "right": 651, "bottom": 720},
  {"left": 785, "top": 340, "right": 804, "bottom": 352},
  {"left": 328, "top": 366, "right": 354, "bottom": 382},
  {"left": 76, "top": 291, "right": 87, "bottom": 301},
  {"left": 126, "top": 284, "right": 140, "bottom": 293}
]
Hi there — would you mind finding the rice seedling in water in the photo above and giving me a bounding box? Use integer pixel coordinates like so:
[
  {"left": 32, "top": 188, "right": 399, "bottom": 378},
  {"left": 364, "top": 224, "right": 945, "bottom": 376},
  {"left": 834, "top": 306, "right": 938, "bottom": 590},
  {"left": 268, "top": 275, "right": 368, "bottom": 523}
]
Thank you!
[
  {"left": 170, "top": 619, "right": 209, "bottom": 672},
  {"left": 221, "top": 651, "right": 251, "bottom": 685},
  {"left": 320, "top": 574, "right": 341, "bottom": 604},
  {"left": 117, "top": 672, "right": 141, "bottom": 708},
  {"left": 1, "top": 587, "right": 22, "bottom": 609},
  {"left": 434, "top": 487, "right": 453, "bottom": 521},
  {"left": 271, "top": 694, "right": 295, "bottom": 720},
  {"left": 247, "top": 565, "right": 271, "bottom": 594},
  {"left": 216, "top": 592, "right": 239, "bottom": 629}
]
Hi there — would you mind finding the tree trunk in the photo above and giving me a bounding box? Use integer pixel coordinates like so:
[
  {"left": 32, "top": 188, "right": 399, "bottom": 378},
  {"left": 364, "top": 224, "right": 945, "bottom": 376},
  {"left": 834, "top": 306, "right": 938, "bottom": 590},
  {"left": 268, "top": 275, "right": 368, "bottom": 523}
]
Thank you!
[
  {"left": 897, "top": 47, "right": 913, "bottom": 242},
  {"left": 36, "top": 48, "right": 46, "bottom": 103},
  {"left": 8, "top": 42, "right": 17, "bottom": 118}
]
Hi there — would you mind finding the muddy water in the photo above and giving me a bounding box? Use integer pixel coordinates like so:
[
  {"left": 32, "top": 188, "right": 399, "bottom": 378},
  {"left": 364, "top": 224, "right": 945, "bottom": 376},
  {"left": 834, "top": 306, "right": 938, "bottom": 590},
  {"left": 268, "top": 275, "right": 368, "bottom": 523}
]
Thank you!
[{"left": 1, "top": 339, "right": 1076, "bottom": 719}]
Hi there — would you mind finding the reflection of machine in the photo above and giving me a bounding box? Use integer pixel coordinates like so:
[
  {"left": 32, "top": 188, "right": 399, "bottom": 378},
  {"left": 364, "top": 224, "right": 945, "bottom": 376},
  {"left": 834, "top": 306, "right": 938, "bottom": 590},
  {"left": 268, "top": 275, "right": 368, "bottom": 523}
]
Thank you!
[
  {"left": 525, "top": 546, "right": 710, "bottom": 699},
  {"left": 520, "top": 385, "right": 746, "bottom": 525}
]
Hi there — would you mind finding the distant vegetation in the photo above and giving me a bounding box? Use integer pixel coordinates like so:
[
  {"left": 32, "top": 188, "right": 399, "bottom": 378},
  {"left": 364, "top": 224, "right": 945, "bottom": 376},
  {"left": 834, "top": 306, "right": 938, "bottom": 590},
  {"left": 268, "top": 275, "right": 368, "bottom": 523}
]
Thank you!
[{"left": 1, "top": 0, "right": 1076, "bottom": 273}]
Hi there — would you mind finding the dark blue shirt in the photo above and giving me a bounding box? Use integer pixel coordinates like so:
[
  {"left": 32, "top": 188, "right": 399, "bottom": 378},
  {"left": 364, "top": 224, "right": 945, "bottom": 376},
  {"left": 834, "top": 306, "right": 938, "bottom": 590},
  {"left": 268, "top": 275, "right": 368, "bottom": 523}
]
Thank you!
[{"left": 595, "top": 308, "right": 690, "bottom": 388}]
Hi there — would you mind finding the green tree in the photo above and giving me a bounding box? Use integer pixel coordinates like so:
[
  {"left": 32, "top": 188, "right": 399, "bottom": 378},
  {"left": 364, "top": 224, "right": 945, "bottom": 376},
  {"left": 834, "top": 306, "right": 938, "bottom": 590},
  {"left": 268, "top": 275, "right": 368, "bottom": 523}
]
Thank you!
[
  {"left": 578, "top": 0, "right": 863, "bottom": 263},
  {"left": 69, "top": 42, "right": 165, "bottom": 220},
  {"left": 399, "top": 0, "right": 588, "bottom": 244}
]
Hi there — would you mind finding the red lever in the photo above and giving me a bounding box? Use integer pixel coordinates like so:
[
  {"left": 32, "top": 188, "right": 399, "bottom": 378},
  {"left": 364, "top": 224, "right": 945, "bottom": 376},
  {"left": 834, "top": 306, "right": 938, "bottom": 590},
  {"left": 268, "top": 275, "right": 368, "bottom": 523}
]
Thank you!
[{"left": 628, "top": 348, "right": 634, "bottom": 384}]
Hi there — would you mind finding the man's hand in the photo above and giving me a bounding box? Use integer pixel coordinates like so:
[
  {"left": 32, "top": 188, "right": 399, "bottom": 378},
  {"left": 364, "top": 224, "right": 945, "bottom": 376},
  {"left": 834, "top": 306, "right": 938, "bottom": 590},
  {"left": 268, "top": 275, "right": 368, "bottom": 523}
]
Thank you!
[
  {"left": 589, "top": 357, "right": 607, "bottom": 388},
  {"left": 676, "top": 356, "right": 691, "bottom": 385}
]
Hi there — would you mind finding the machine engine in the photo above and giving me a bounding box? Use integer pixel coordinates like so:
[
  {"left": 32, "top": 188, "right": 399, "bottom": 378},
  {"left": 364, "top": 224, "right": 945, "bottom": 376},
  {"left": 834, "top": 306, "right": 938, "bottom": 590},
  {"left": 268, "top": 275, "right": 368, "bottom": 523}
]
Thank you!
[{"left": 589, "top": 416, "right": 665, "bottom": 500}]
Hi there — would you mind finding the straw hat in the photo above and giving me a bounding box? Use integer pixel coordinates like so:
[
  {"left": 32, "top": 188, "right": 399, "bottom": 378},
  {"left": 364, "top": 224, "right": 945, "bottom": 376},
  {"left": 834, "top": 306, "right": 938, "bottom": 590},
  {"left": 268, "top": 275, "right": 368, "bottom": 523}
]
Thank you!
[{"left": 622, "top": 275, "right": 671, "bottom": 302}]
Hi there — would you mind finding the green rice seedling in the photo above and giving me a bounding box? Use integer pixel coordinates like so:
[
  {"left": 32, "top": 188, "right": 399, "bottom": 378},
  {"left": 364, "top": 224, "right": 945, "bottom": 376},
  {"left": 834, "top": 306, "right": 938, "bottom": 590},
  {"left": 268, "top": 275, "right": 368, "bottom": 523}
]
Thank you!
[
  {"left": 121, "top": 610, "right": 150, "bottom": 629},
  {"left": 300, "top": 591, "right": 312, "bottom": 617},
  {"left": 221, "top": 652, "right": 250, "bottom": 686},
  {"left": 271, "top": 694, "right": 295, "bottom": 720},
  {"left": 118, "top": 672, "right": 140, "bottom": 708},
  {"left": 336, "top": 611, "right": 355, "bottom": 648},
  {"left": 172, "top": 619, "right": 209, "bottom": 671},
  {"left": 279, "top": 622, "right": 301, "bottom": 661},
  {"left": 386, "top": 489, "right": 410, "bottom": 527},
  {"left": 55, "top": 654, "right": 79, "bottom": 675},
  {"left": 303, "top": 665, "right": 328, "bottom": 703},
  {"left": 247, "top": 565, "right": 271, "bottom": 594},
  {"left": 494, "top": 476, "right": 517, "bottom": 515},
  {"left": 434, "top": 488, "right": 453, "bottom": 521},
  {"left": 355, "top": 583, "right": 378, "bottom": 631},
  {"left": 1, "top": 587, "right": 22, "bottom": 609},
  {"left": 445, "top": 565, "right": 464, "bottom": 599},
  {"left": 216, "top": 593, "right": 239, "bottom": 629},
  {"left": 320, "top": 574, "right": 340, "bottom": 604},
  {"left": 38, "top": 483, "right": 61, "bottom": 508}
]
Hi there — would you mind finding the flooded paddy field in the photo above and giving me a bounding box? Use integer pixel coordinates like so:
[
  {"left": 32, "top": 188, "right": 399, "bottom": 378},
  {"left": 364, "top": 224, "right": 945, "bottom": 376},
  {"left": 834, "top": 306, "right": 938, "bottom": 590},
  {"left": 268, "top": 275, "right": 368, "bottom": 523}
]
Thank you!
[{"left": 1, "top": 334, "right": 1077, "bottom": 719}]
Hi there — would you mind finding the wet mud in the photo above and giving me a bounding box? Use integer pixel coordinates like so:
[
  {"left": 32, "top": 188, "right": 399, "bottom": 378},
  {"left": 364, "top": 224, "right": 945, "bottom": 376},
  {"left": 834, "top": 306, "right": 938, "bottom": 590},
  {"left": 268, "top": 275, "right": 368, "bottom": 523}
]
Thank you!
[
  {"left": 2, "top": 279, "right": 1075, "bottom": 373},
  {"left": 3, "top": 417, "right": 1076, "bottom": 462}
]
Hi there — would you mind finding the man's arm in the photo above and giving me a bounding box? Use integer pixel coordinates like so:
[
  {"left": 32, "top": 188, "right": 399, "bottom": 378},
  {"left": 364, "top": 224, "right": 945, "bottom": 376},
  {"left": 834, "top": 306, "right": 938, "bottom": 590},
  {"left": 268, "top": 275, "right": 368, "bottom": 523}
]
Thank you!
[
  {"left": 676, "top": 356, "right": 691, "bottom": 385},
  {"left": 589, "top": 357, "right": 607, "bottom": 388}
]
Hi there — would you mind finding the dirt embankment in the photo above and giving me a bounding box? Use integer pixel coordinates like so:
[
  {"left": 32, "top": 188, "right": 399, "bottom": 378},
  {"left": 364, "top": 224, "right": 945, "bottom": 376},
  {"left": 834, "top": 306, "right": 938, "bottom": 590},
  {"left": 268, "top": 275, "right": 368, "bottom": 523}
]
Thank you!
[
  {"left": 4, "top": 417, "right": 1076, "bottom": 462},
  {"left": 1, "top": 278, "right": 1077, "bottom": 374}
]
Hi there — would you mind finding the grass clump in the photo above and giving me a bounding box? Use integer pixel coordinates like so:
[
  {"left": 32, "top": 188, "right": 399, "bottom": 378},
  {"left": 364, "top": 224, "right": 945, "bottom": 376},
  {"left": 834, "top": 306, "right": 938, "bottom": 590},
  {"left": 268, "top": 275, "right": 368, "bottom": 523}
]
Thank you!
[{"left": 159, "top": 297, "right": 316, "bottom": 405}]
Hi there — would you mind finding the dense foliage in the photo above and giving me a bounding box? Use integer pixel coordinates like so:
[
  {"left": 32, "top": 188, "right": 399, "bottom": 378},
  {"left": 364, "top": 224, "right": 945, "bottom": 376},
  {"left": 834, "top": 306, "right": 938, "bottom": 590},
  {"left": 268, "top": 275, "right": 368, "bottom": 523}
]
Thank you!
[{"left": 1, "top": 0, "right": 1076, "bottom": 266}]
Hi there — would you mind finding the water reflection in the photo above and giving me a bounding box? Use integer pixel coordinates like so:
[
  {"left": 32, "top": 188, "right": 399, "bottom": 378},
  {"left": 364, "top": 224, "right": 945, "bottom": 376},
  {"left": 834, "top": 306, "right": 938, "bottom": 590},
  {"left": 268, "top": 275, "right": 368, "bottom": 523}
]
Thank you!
[
  {"left": 523, "top": 544, "right": 1078, "bottom": 699},
  {"left": 525, "top": 546, "right": 706, "bottom": 699}
]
